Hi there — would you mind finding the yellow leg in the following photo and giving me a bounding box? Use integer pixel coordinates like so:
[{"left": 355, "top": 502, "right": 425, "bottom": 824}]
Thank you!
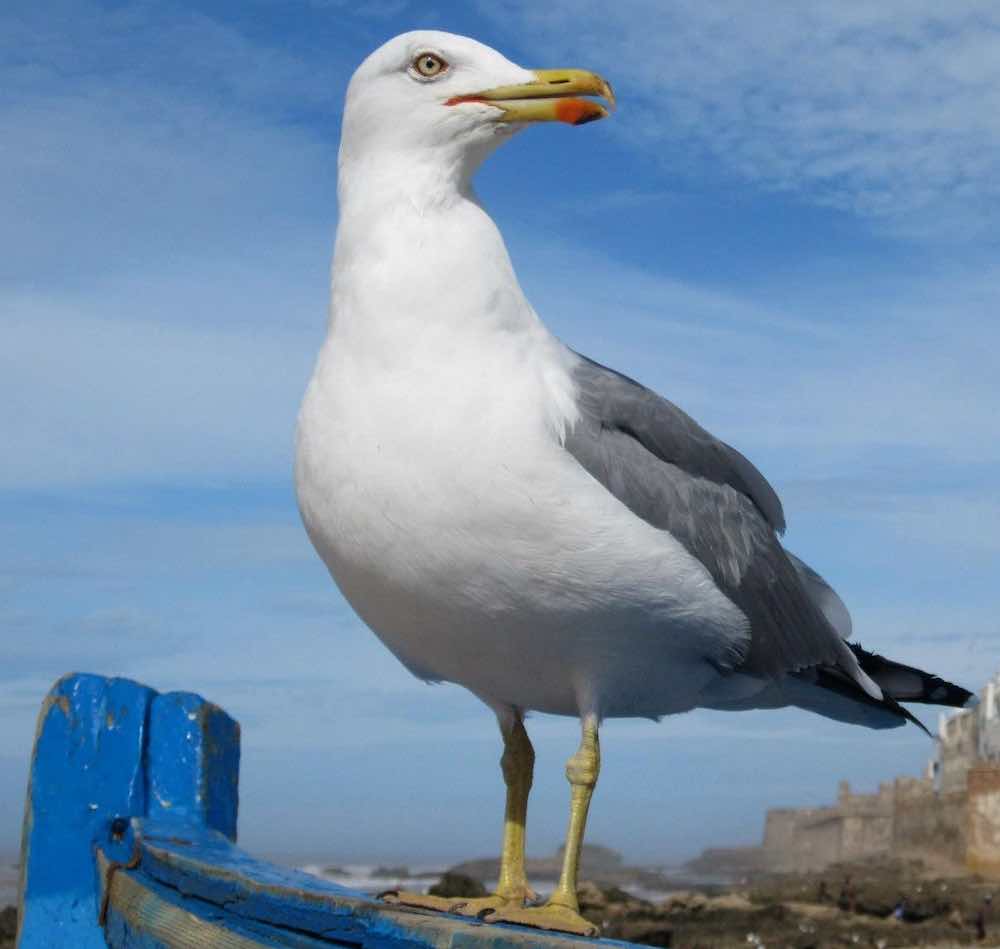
[
  {"left": 496, "top": 714, "right": 535, "bottom": 901},
  {"left": 387, "top": 711, "right": 536, "bottom": 917},
  {"left": 548, "top": 715, "right": 600, "bottom": 913},
  {"left": 453, "top": 713, "right": 536, "bottom": 916},
  {"left": 483, "top": 716, "right": 600, "bottom": 936}
]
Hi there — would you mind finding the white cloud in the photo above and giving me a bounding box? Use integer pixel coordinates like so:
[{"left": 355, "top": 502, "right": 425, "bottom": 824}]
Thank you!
[
  {"left": 486, "top": 0, "right": 1000, "bottom": 235},
  {"left": 6, "top": 227, "right": 999, "bottom": 494},
  {"left": 1, "top": 1, "right": 342, "bottom": 487},
  {"left": 513, "top": 235, "right": 1000, "bottom": 477},
  {"left": 4, "top": 1, "right": 347, "bottom": 116},
  {"left": 1, "top": 73, "right": 335, "bottom": 292},
  {"left": 2, "top": 296, "right": 317, "bottom": 487},
  {"left": 784, "top": 480, "right": 1000, "bottom": 557},
  {"left": 306, "top": 0, "right": 413, "bottom": 17}
]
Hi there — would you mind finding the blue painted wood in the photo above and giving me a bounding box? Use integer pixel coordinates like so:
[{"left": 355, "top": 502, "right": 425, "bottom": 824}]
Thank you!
[
  {"left": 147, "top": 690, "right": 240, "bottom": 840},
  {"left": 17, "top": 675, "right": 237, "bottom": 947},
  {"left": 18, "top": 674, "right": 155, "bottom": 948},
  {"left": 19, "top": 674, "right": 644, "bottom": 949},
  {"left": 106, "top": 819, "right": 638, "bottom": 948}
]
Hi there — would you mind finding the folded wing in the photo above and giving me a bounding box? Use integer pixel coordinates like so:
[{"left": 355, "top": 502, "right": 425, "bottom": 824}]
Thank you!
[{"left": 564, "top": 354, "right": 878, "bottom": 697}]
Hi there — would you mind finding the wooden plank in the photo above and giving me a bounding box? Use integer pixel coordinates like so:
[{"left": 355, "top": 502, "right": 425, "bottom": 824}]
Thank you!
[
  {"left": 98, "top": 850, "right": 340, "bottom": 948},
  {"left": 125, "top": 819, "right": 636, "bottom": 948}
]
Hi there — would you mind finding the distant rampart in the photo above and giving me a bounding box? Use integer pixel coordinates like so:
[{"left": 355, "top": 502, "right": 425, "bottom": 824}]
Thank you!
[{"left": 758, "top": 673, "right": 1000, "bottom": 876}]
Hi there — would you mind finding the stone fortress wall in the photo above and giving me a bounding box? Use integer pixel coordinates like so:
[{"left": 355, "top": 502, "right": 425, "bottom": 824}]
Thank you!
[{"left": 759, "top": 671, "right": 1000, "bottom": 875}]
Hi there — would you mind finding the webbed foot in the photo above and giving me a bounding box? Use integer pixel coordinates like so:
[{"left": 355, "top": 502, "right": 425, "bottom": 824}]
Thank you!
[
  {"left": 378, "top": 889, "right": 465, "bottom": 913},
  {"left": 450, "top": 890, "right": 532, "bottom": 918},
  {"left": 482, "top": 902, "right": 599, "bottom": 937}
]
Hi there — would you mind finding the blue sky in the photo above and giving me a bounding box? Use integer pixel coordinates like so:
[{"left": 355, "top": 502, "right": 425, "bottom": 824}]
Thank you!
[{"left": 2, "top": 0, "right": 999, "bottom": 866}]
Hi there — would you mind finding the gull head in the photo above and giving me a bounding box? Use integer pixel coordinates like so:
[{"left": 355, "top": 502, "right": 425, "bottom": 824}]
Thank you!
[{"left": 339, "top": 31, "right": 614, "bottom": 181}]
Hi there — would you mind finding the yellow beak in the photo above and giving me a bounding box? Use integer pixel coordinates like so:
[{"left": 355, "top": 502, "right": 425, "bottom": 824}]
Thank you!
[{"left": 446, "top": 69, "right": 615, "bottom": 126}]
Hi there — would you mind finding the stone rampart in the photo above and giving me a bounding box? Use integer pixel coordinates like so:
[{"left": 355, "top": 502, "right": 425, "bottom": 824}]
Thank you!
[
  {"left": 754, "top": 674, "right": 1000, "bottom": 876},
  {"left": 892, "top": 778, "right": 966, "bottom": 866},
  {"left": 966, "top": 764, "right": 1000, "bottom": 876}
]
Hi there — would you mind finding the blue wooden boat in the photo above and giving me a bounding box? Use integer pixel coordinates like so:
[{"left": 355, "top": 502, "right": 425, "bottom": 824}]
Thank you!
[{"left": 16, "top": 674, "right": 643, "bottom": 948}]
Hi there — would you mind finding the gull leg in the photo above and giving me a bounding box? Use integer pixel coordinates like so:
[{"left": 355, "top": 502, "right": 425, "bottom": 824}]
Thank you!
[
  {"left": 452, "top": 710, "right": 536, "bottom": 916},
  {"left": 483, "top": 715, "right": 600, "bottom": 936},
  {"left": 384, "top": 708, "right": 536, "bottom": 916}
]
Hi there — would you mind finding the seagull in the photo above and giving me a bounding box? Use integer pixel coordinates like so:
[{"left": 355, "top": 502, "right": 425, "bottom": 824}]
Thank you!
[{"left": 295, "top": 31, "right": 974, "bottom": 936}]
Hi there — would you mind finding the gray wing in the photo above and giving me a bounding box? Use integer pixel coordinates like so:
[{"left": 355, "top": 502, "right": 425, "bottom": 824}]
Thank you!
[
  {"left": 565, "top": 353, "right": 869, "bottom": 684},
  {"left": 572, "top": 353, "right": 786, "bottom": 533},
  {"left": 785, "top": 551, "right": 853, "bottom": 641}
]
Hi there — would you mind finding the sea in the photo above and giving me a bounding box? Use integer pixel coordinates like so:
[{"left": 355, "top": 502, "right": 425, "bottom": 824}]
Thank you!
[
  {"left": 1, "top": 856, "right": 723, "bottom": 910},
  {"left": 298, "top": 863, "right": 461, "bottom": 898},
  {"left": 296, "top": 862, "right": 723, "bottom": 903}
]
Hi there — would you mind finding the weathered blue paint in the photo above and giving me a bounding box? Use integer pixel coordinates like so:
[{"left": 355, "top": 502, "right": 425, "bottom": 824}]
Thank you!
[
  {"left": 100, "top": 848, "right": 344, "bottom": 948},
  {"left": 18, "top": 674, "right": 154, "bottom": 948},
  {"left": 109, "top": 822, "right": 637, "bottom": 948},
  {"left": 19, "top": 674, "right": 645, "bottom": 949},
  {"left": 18, "top": 675, "right": 238, "bottom": 947},
  {"left": 147, "top": 690, "right": 240, "bottom": 840}
]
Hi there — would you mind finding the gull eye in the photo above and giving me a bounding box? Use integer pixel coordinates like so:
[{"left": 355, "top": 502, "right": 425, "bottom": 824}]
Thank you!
[{"left": 412, "top": 52, "right": 448, "bottom": 79}]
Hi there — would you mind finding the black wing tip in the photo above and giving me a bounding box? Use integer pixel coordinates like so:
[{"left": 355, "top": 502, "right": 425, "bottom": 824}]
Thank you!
[
  {"left": 932, "top": 682, "right": 977, "bottom": 709},
  {"left": 896, "top": 700, "right": 933, "bottom": 738},
  {"left": 847, "top": 642, "right": 974, "bottom": 710},
  {"left": 811, "top": 665, "right": 930, "bottom": 734}
]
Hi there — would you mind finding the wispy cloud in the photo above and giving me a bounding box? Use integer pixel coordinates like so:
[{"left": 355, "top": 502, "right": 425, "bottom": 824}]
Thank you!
[
  {"left": 5, "top": 1, "right": 347, "bottom": 117},
  {"left": 514, "top": 235, "right": 1000, "bottom": 475},
  {"left": 3, "top": 301, "right": 317, "bottom": 487},
  {"left": 1, "top": 1, "right": 342, "bottom": 489},
  {"left": 486, "top": 0, "right": 1000, "bottom": 237},
  {"left": 305, "top": 0, "right": 413, "bottom": 17}
]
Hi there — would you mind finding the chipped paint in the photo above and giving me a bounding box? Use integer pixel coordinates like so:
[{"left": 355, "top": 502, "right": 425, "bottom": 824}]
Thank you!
[
  {"left": 18, "top": 674, "right": 154, "bottom": 948},
  {"left": 126, "top": 822, "right": 631, "bottom": 948},
  {"left": 147, "top": 691, "right": 239, "bottom": 840},
  {"left": 105, "top": 855, "right": 265, "bottom": 948}
]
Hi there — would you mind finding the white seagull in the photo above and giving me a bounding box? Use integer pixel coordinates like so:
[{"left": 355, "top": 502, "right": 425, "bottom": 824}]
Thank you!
[{"left": 295, "top": 31, "right": 973, "bottom": 936}]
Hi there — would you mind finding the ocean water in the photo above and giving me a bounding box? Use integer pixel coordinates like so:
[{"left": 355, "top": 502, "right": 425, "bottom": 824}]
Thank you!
[
  {"left": 297, "top": 863, "right": 710, "bottom": 903},
  {"left": 298, "top": 864, "right": 462, "bottom": 898},
  {"left": 3, "top": 860, "right": 455, "bottom": 912},
  {"left": 3, "top": 855, "right": 718, "bottom": 910}
]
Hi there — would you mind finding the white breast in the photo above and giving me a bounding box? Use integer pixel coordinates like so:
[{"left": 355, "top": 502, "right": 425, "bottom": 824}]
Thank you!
[{"left": 295, "top": 322, "right": 748, "bottom": 719}]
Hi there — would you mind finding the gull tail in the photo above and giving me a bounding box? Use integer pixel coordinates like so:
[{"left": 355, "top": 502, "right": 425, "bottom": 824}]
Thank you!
[
  {"left": 781, "top": 553, "right": 974, "bottom": 733},
  {"left": 786, "top": 645, "right": 974, "bottom": 737},
  {"left": 846, "top": 642, "right": 976, "bottom": 709},
  {"left": 805, "top": 665, "right": 933, "bottom": 736}
]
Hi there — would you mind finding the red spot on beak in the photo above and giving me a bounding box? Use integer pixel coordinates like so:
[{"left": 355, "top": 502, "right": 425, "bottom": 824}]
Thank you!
[{"left": 555, "top": 98, "right": 605, "bottom": 126}]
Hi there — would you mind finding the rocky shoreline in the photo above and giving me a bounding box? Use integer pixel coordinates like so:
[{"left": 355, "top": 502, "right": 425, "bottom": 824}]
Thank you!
[
  {"left": 572, "top": 857, "right": 1000, "bottom": 947},
  {"left": 0, "top": 905, "right": 16, "bottom": 949},
  {"left": 430, "top": 855, "right": 1000, "bottom": 947}
]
